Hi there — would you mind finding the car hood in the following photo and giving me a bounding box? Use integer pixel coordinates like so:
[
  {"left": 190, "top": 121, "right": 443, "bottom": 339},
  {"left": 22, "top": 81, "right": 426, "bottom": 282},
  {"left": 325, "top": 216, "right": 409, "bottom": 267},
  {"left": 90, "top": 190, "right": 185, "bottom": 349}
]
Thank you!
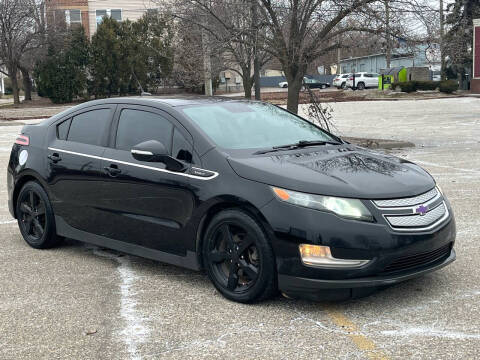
[{"left": 227, "top": 146, "right": 435, "bottom": 199}]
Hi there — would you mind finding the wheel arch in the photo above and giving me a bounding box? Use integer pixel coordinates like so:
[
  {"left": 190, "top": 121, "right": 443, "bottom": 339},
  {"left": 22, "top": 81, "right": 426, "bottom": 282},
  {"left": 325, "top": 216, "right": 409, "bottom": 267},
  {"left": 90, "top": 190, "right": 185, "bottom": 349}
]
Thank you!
[
  {"left": 195, "top": 196, "right": 275, "bottom": 269},
  {"left": 12, "top": 170, "right": 49, "bottom": 219}
]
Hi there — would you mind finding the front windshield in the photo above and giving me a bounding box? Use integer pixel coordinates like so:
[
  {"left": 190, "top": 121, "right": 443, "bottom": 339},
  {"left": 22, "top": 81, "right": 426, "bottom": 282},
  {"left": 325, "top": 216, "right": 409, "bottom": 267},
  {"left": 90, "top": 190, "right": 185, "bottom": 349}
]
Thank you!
[{"left": 181, "top": 102, "right": 335, "bottom": 150}]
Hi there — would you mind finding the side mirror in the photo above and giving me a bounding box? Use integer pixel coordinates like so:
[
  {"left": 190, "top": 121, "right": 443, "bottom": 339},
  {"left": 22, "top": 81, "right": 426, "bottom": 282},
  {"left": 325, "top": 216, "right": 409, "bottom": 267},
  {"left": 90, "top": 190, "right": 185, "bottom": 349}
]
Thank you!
[{"left": 131, "top": 140, "right": 186, "bottom": 172}]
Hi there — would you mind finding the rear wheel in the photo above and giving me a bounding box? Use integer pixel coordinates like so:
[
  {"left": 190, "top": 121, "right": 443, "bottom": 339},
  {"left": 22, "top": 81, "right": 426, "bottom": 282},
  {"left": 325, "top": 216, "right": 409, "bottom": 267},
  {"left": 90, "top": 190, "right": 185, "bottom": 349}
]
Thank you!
[
  {"left": 341, "top": 82, "right": 346, "bottom": 89},
  {"left": 202, "top": 209, "right": 277, "bottom": 303},
  {"left": 16, "top": 181, "right": 62, "bottom": 249},
  {"left": 321, "top": 84, "right": 326, "bottom": 89},
  {"left": 357, "top": 82, "right": 365, "bottom": 90}
]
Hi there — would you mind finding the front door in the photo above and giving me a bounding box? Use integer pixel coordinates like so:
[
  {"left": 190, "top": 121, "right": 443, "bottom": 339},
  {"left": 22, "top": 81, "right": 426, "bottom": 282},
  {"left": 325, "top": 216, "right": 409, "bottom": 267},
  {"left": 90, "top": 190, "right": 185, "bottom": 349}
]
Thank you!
[
  {"left": 99, "top": 105, "right": 196, "bottom": 255},
  {"left": 46, "top": 105, "right": 115, "bottom": 234}
]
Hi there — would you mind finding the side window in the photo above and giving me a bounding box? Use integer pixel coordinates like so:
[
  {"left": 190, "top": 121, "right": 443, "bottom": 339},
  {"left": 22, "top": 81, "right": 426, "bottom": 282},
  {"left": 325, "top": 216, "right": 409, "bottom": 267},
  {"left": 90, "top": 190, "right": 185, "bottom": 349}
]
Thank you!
[
  {"left": 67, "top": 108, "right": 111, "bottom": 146},
  {"left": 115, "top": 109, "right": 173, "bottom": 151},
  {"left": 172, "top": 128, "right": 193, "bottom": 163},
  {"left": 56, "top": 118, "right": 71, "bottom": 140}
]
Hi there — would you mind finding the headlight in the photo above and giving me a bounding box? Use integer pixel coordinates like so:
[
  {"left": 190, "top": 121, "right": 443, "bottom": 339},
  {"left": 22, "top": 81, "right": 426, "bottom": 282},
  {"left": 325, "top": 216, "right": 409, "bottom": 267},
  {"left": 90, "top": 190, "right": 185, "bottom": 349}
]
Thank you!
[{"left": 272, "top": 187, "right": 373, "bottom": 222}]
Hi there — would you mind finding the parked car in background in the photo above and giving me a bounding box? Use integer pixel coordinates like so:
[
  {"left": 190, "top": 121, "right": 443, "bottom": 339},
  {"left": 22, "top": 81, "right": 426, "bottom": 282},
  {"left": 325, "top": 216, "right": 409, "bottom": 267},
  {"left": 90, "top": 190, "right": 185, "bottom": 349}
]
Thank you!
[
  {"left": 278, "top": 77, "right": 331, "bottom": 89},
  {"left": 346, "top": 72, "right": 380, "bottom": 90},
  {"left": 432, "top": 71, "right": 441, "bottom": 82},
  {"left": 303, "top": 77, "right": 330, "bottom": 89},
  {"left": 333, "top": 74, "right": 351, "bottom": 89}
]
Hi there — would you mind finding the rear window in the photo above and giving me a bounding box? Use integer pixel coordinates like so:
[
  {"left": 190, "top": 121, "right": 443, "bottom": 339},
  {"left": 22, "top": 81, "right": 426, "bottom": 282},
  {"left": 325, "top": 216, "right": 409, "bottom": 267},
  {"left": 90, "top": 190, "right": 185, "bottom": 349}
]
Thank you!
[{"left": 67, "top": 109, "right": 111, "bottom": 146}]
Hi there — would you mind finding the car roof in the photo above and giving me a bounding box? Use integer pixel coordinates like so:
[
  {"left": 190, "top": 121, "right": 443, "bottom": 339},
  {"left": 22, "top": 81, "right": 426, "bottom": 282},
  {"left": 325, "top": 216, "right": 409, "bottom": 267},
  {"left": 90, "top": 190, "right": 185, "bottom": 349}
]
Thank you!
[
  {"left": 38, "top": 96, "right": 257, "bottom": 128},
  {"left": 98, "top": 96, "right": 239, "bottom": 108}
]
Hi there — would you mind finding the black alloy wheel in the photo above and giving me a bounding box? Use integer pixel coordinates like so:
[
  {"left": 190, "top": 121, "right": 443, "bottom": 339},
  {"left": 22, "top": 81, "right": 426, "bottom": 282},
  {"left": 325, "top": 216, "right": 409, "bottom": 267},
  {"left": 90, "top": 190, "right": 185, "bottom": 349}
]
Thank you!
[
  {"left": 203, "top": 210, "right": 276, "bottom": 303},
  {"left": 16, "top": 181, "right": 62, "bottom": 249},
  {"left": 357, "top": 82, "right": 365, "bottom": 90}
]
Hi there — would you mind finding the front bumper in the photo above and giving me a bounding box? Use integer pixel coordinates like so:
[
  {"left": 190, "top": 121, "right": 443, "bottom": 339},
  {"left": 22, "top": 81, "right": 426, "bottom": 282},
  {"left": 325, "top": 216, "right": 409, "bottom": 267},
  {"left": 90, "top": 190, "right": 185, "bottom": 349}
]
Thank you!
[
  {"left": 260, "top": 195, "right": 457, "bottom": 300},
  {"left": 279, "top": 248, "right": 455, "bottom": 299}
]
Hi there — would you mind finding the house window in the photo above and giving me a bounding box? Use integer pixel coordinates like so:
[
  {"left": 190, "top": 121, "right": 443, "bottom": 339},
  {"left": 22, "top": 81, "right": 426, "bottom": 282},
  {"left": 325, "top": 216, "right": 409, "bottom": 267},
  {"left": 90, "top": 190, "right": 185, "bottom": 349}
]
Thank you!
[
  {"left": 96, "top": 10, "right": 107, "bottom": 26},
  {"left": 96, "top": 9, "right": 122, "bottom": 27},
  {"left": 67, "top": 9, "right": 81, "bottom": 25},
  {"left": 111, "top": 9, "right": 122, "bottom": 21}
]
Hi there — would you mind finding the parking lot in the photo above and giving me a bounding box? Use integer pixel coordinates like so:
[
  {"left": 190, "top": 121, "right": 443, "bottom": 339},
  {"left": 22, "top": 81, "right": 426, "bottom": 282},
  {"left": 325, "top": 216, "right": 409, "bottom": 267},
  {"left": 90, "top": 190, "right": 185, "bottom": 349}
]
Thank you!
[{"left": 1, "top": 97, "right": 479, "bottom": 359}]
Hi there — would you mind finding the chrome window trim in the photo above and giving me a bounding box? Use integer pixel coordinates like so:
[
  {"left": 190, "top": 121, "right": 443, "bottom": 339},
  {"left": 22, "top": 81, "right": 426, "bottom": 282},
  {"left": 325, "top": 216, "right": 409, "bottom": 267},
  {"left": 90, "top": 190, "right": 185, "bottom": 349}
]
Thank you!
[{"left": 48, "top": 147, "right": 219, "bottom": 180}]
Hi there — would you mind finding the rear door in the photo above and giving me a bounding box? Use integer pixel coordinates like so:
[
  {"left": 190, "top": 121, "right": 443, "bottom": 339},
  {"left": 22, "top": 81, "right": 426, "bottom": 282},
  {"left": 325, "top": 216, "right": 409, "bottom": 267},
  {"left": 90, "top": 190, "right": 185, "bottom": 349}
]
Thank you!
[
  {"left": 99, "top": 105, "right": 197, "bottom": 255},
  {"left": 46, "top": 105, "right": 115, "bottom": 234}
]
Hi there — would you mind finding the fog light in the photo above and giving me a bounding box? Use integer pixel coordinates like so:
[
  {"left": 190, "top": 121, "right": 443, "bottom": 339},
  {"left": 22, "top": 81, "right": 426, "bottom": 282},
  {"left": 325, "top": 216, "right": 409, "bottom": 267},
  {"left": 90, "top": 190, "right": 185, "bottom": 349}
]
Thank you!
[{"left": 298, "top": 244, "right": 370, "bottom": 268}]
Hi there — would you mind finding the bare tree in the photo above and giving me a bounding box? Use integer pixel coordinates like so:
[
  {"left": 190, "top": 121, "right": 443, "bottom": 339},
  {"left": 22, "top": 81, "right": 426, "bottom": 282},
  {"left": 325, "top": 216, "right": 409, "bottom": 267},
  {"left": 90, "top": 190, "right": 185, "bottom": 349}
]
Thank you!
[
  {"left": 0, "top": 0, "right": 45, "bottom": 104},
  {"left": 255, "top": 0, "right": 386, "bottom": 113},
  {"left": 165, "top": 0, "right": 271, "bottom": 99}
]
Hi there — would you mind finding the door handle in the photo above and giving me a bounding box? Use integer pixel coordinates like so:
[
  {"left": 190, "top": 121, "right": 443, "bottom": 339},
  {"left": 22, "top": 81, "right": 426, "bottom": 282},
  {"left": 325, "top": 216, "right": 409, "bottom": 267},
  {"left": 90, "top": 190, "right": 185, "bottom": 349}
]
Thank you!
[
  {"left": 104, "top": 164, "right": 122, "bottom": 176},
  {"left": 48, "top": 153, "right": 61, "bottom": 163}
]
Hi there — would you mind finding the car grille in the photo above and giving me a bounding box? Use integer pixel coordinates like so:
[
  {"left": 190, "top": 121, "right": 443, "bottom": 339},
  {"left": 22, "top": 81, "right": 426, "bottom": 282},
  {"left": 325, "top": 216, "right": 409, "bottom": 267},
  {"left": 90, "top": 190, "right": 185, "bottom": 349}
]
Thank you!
[
  {"left": 373, "top": 187, "right": 438, "bottom": 208},
  {"left": 385, "top": 202, "right": 447, "bottom": 229},
  {"left": 371, "top": 187, "right": 449, "bottom": 231},
  {"left": 382, "top": 243, "right": 452, "bottom": 273}
]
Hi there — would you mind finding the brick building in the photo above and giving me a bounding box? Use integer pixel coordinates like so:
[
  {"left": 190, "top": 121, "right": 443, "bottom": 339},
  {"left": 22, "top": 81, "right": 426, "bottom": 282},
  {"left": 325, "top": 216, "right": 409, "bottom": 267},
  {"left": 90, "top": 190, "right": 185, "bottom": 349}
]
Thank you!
[{"left": 45, "top": 0, "right": 157, "bottom": 38}]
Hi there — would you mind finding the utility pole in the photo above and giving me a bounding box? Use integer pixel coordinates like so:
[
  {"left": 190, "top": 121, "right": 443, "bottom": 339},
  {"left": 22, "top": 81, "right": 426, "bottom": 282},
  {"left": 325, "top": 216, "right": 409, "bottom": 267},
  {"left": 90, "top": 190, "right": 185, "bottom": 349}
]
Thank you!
[
  {"left": 252, "top": 0, "right": 261, "bottom": 100},
  {"left": 337, "top": 38, "right": 341, "bottom": 74},
  {"left": 385, "top": 0, "right": 391, "bottom": 69},
  {"left": 439, "top": 0, "right": 446, "bottom": 80},
  {"left": 202, "top": 25, "right": 213, "bottom": 96}
]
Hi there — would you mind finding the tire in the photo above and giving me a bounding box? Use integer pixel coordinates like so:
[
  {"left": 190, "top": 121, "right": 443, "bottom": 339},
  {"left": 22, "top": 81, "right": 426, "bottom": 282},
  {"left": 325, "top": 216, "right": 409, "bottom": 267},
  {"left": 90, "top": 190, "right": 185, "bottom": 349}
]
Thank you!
[
  {"left": 321, "top": 84, "right": 326, "bottom": 89},
  {"left": 341, "top": 82, "right": 346, "bottom": 89},
  {"left": 16, "top": 181, "right": 63, "bottom": 249},
  {"left": 202, "top": 209, "right": 277, "bottom": 303},
  {"left": 282, "top": 84, "right": 288, "bottom": 88},
  {"left": 357, "top": 82, "right": 365, "bottom": 90}
]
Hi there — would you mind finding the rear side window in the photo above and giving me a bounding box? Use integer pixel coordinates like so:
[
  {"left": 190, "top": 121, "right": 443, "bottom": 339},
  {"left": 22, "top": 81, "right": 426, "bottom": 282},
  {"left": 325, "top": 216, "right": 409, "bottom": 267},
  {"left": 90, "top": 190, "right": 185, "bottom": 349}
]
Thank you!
[
  {"left": 57, "top": 118, "right": 71, "bottom": 140},
  {"left": 67, "top": 109, "right": 111, "bottom": 146},
  {"left": 115, "top": 109, "right": 173, "bottom": 151}
]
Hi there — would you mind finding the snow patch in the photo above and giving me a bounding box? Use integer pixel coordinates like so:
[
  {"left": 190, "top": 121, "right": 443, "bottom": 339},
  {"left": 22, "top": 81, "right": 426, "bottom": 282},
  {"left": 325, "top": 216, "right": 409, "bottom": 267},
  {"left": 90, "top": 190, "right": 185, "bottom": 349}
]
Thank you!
[
  {"left": 0, "top": 220, "right": 16, "bottom": 225},
  {"left": 382, "top": 327, "right": 480, "bottom": 340},
  {"left": 93, "top": 248, "right": 149, "bottom": 360}
]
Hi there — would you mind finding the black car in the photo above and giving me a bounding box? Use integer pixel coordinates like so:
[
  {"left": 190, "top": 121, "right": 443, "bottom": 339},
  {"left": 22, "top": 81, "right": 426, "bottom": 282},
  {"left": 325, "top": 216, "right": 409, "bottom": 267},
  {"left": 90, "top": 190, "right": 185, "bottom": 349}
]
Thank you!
[
  {"left": 7, "top": 97, "right": 456, "bottom": 303},
  {"left": 303, "top": 77, "right": 330, "bottom": 89}
]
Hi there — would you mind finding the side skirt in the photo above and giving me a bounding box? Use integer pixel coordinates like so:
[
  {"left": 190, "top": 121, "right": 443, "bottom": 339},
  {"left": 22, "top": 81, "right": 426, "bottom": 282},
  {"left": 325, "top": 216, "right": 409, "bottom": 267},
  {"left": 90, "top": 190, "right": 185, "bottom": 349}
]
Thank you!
[{"left": 55, "top": 216, "right": 201, "bottom": 271}]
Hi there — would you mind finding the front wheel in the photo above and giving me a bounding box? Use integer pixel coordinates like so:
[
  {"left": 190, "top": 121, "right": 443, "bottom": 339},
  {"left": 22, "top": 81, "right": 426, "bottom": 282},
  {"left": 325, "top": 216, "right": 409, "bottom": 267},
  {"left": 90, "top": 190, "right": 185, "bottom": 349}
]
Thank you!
[
  {"left": 16, "top": 181, "right": 63, "bottom": 249},
  {"left": 202, "top": 209, "right": 277, "bottom": 303}
]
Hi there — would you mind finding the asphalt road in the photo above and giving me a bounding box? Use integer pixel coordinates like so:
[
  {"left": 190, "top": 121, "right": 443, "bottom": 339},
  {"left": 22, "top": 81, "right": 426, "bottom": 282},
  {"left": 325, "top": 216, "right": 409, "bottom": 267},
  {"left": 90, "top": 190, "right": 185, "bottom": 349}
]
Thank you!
[{"left": 1, "top": 98, "right": 479, "bottom": 359}]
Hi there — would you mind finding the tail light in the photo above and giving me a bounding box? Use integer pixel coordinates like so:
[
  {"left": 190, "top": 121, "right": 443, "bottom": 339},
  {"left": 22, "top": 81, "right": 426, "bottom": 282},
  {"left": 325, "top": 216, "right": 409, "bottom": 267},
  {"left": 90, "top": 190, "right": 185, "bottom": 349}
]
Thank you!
[
  {"left": 349, "top": 77, "right": 353, "bottom": 80},
  {"left": 15, "top": 134, "right": 29, "bottom": 146}
]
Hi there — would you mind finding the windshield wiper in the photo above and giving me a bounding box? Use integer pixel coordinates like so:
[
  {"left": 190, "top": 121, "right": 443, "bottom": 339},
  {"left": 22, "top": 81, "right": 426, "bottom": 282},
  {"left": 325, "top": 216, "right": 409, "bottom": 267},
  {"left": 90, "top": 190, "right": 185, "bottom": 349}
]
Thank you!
[{"left": 253, "top": 140, "right": 342, "bottom": 155}]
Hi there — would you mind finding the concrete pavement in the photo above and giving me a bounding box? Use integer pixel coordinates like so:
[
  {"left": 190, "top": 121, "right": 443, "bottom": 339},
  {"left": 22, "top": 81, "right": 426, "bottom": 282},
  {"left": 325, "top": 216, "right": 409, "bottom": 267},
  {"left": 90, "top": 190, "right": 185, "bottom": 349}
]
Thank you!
[{"left": 1, "top": 98, "right": 479, "bottom": 359}]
